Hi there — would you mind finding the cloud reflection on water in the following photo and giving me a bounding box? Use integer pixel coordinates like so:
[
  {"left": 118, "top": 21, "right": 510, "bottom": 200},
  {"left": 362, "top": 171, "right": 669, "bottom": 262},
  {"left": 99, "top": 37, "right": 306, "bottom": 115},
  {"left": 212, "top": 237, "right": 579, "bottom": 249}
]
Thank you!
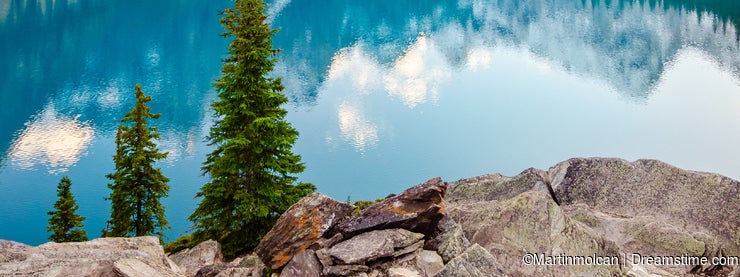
[
  {"left": 337, "top": 103, "right": 378, "bottom": 153},
  {"left": 297, "top": 0, "right": 740, "bottom": 153},
  {"left": 384, "top": 36, "right": 450, "bottom": 108},
  {"left": 274, "top": 0, "right": 739, "bottom": 107},
  {"left": 8, "top": 104, "right": 94, "bottom": 173}
]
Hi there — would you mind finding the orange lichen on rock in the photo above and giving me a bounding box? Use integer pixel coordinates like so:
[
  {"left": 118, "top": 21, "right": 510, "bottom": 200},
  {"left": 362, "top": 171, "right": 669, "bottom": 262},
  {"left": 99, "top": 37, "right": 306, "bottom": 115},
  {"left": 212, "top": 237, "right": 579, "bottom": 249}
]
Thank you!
[
  {"left": 337, "top": 177, "right": 447, "bottom": 237},
  {"left": 255, "top": 193, "right": 354, "bottom": 270}
]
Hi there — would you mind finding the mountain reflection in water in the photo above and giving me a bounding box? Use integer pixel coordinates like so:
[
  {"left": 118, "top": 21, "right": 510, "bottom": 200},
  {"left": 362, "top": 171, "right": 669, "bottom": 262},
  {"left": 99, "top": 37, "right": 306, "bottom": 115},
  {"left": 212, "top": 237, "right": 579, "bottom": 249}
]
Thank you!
[
  {"left": 273, "top": 0, "right": 738, "bottom": 103},
  {"left": 0, "top": 0, "right": 737, "bottom": 245}
]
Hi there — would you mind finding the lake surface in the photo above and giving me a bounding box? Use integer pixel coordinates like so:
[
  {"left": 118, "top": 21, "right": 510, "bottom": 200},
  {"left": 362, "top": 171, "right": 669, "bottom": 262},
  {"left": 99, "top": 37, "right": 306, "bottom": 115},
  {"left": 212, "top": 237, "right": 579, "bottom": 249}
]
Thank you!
[{"left": 1, "top": 0, "right": 738, "bottom": 245}]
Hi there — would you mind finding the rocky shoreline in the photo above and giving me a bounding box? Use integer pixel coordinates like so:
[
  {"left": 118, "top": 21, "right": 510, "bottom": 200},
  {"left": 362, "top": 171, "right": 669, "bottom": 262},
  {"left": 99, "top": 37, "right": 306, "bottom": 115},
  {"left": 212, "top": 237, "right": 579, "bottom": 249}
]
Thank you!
[{"left": 1, "top": 158, "right": 738, "bottom": 276}]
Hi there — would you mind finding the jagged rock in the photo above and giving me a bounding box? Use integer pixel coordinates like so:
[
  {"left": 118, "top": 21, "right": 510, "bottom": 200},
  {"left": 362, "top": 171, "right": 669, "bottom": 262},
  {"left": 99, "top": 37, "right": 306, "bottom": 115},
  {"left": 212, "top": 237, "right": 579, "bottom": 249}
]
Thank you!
[
  {"left": 321, "top": 238, "right": 439, "bottom": 277},
  {"left": 446, "top": 169, "right": 552, "bottom": 204},
  {"left": 315, "top": 248, "right": 333, "bottom": 269},
  {"left": 548, "top": 158, "right": 740, "bottom": 276},
  {"left": 424, "top": 215, "right": 470, "bottom": 263},
  {"left": 309, "top": 233, "right": 344, "bottom": 251},
  {"left": 433, "top": 244, "right": 503, "bottom": 277},
  {"left": 447, "top": 190, "right": 623, "bottom": 276},
  {"left": 0, "top": 236, "right": 178, "bottom": 276},
  {"left": 367, "top": 248, "right": 442, "bottom": 277},
  {"left": 328, "top": 229, "right": 424, "bottom": 265},
  {"left": 256, "top": 192, "right": 355, "bottom": 270},
  {"left": 392, "top": 240, "right": 424, "bottom": 258},
  {"left": 445, "top": 157, "right": 740, "bottom": 276},
  {"left": 281, "top": 249, "right": 321, "bottom": 277},
  {"left": 550, "top": 158, "right": 740, "bottom": 255},
  {"left": 337, "top": 178, "right": 446, "bottom": 237},
  {"left": 169, "top": 239, "right": 223, "bottom": 276},
  {"left": 433, "top": 225, "right": 469, "bottom": 264}
]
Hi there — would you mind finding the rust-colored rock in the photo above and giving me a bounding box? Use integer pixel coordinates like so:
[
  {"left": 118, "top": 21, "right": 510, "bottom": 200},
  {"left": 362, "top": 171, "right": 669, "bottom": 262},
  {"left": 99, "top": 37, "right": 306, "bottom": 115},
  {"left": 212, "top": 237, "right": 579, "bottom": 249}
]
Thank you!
[
  {"left": 255, "top": 192, "right": 355, "bottom": 270},
  {"left": 337, "top": 177, "right": 447, "bottom": 237}
]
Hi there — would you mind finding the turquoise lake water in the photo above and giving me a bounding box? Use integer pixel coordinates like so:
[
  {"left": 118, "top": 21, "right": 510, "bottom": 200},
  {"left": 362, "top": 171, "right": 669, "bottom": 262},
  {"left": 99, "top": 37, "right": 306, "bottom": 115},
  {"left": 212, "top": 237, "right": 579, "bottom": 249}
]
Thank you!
[{"left": 1, "top": 0, "right": 738, "bottom": 245}]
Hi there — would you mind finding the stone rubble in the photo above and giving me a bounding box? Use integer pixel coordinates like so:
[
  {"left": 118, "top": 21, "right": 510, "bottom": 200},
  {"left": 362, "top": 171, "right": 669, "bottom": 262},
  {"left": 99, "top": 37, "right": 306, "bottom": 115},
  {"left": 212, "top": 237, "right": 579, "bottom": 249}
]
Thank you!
[{"left": 1, "top": 158, "right": 738, "bottom": 277}]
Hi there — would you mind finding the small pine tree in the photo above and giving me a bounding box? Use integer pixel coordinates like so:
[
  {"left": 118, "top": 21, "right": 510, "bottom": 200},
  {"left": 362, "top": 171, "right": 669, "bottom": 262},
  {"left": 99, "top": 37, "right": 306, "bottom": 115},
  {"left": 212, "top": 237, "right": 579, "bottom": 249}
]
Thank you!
[
  {"left": 47, "top": 176, "right": 88, "bottom": 242},
  {"left": 189, "top": 0, "right": 315, "bottom": 256},
  {"left": 104, "top": 84, "right": 170, "bottom": 239}
]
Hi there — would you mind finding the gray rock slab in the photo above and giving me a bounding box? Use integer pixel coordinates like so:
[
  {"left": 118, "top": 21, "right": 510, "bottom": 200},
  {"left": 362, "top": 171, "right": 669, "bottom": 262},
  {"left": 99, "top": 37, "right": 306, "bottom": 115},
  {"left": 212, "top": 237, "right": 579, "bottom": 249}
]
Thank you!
[
  {"left": 0, "top": 236, "right": 178, "bottom": 276},
  {"left": 328, "top": 229, "right": 424, "bottom": 265}
]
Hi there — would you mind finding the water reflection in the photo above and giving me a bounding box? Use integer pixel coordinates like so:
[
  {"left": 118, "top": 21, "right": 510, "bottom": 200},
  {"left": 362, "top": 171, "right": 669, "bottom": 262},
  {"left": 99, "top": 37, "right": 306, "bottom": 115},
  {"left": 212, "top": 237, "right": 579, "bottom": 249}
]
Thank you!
[
  {"left": 0, "top": 0, "right": 229, "bottom": 245},
  {"left": 1, "top": 0, "right": 738, "bottom": 246},
  {"left": 271, "top": 0, "right": 740, "bottom": 156},
  {"left": 327, "top": 43, "right": 383, "bottom": 94},
  {"left": 272, "top": 0, "right": 739, "bottom": 103},
  {"left": 0, "top": 1, "right": 9, "bottom": 23},
  {"left": 8, "top": 104, "right": 94, "bottom": 173},
  {"left": 336, "top": 102, "right": 379, "bottom": 153},
  {"left": 384, "top": 36, "right": 450, "bottom": 108},
  {"left": 0, "top": 0, "right": 229, "bottom": 159}
]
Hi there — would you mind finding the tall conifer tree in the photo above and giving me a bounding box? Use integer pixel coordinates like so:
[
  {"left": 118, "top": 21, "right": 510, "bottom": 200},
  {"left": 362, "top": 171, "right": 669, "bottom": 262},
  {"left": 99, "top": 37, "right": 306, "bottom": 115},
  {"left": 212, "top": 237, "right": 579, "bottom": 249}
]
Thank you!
[
  {"left": 47, "top": 176, "right": 88, "bottom": 242},
  {"left": 104, "top": 84, "right": 170, "bottom": 238},
  {"left": 189, "top": 0, "right": 315, "bottom": 256}
]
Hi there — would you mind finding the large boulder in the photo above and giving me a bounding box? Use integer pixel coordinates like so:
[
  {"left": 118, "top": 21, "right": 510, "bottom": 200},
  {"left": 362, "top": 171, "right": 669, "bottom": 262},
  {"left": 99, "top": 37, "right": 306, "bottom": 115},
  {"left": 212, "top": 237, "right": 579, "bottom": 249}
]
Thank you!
[
  {"left": 168, "top": 239, "right": 223, "bottom": 276},
  {"left": 255, "top": 192, "right": 355, "bottom": 270},
  {"left": 446, "top": 157, "right": 740, "bottom": 277},
  {"left": 447, "top": 190, "right": 624, "bottom": 276},
  {"left": 446, "top": 168, "right": 553, "bottom": 205},
  {"left": 337, "top": 177, "right": 447, "bottom": 237},
  {"left": 550, "top": 158, "right": 740, "bottom": 256},
  {"left": 0, "top": 236, "right": 179, "bottom": 276}
]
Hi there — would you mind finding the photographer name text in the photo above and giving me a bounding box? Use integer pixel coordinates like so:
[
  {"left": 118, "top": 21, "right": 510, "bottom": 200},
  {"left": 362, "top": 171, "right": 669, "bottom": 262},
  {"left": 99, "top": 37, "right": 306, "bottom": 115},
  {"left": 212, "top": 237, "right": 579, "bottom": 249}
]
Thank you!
[{"left": 521, "top": 253, "right": 739, "bottom": 267}]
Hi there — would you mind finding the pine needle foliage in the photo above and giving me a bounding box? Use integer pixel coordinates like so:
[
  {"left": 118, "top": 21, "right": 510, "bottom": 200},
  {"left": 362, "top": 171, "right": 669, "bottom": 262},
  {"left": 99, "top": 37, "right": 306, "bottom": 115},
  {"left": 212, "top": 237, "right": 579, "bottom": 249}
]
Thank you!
[
  {"left": 47, "top": 176, "right": 88, "bottom": 243},
  {"left": 104, "top": 84, "right": 170, "bottom": 239},
  {"left": 189, "top": 0, "right": 315, "bottom": 256}
]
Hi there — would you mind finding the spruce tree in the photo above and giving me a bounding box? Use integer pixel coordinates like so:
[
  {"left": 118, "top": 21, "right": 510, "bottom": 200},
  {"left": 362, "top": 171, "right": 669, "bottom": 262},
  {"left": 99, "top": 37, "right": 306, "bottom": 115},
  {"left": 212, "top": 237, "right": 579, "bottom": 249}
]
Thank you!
[
  {"left": 47, "top": 176, "right": 88, "bottom": 242},
  {"left": 104, "top": 84, "right": 170, "bottom": 239},
  {"left": 189, "top": 0, "right": 315, "bottom": 256}
]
